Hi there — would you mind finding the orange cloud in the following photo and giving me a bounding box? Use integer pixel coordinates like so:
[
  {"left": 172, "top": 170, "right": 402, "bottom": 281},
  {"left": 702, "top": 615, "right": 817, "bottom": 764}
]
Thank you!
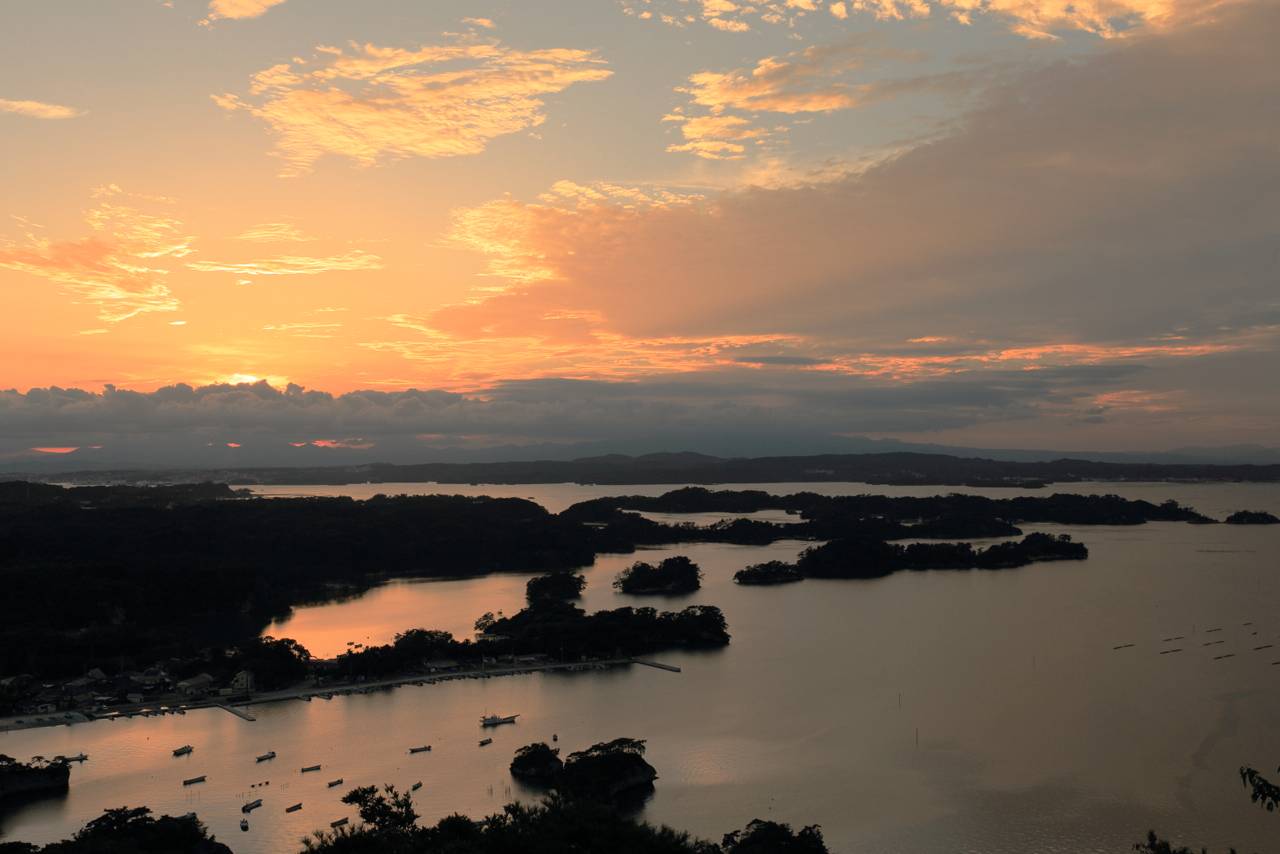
[
  {"left": 0, "top": 98, "right": 82, "bottom": 119},
  {"left": 310, "top": 438, "right": 376, "bottom": 449},
  {"left": 0, "top": 186, "right": 191, "bottom": 322},
  {"left": 215, "top": 40, "right": 613, "bottom": 175},
  {"left": 819, "top": 340, "right": 1246, "bottom": 380},
  {"left": 201, "top": 0, "right": 287, "bottom": 25}
]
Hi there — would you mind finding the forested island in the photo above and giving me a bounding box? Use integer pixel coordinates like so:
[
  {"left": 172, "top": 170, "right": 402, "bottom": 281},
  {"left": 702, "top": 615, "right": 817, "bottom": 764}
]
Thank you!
[
  {"left": 0, "top": 481, "right": 1227, "bottom": 714},
  {"left": 526, "top": 572, "right": 587, "bottom": 602},
  {"left": 614, "top": 557, "right": 702, "bottom": 594},
  {"left": 734, "top": 561, "right": 804, "bottom": 585},
  {"left": 1225, "top": 510, "right": 1279, "bottom": 524},
  {"left": 330, "top": 601, "right": 729, "bottom": 683},
  {"left": 796, "top": 532, "right": 1087, "bottom": 579},
  {"left": 509, "top": 738, "right": 658, "bottom": 801}
]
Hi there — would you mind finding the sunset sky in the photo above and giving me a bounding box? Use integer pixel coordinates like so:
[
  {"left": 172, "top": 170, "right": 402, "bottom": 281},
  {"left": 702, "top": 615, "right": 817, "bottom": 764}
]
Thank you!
[{"left": 1, "top": 0, "right": 1276, "bottom": 467}]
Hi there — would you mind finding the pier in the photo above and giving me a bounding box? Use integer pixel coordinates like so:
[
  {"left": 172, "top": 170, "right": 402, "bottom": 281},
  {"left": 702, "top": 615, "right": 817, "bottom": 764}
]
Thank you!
[
  {"left": 217, "top": 704, "right": 256, "bottom": 722},
  {"left": 631, "top": 658, "right": 682, "bottom": 673}
]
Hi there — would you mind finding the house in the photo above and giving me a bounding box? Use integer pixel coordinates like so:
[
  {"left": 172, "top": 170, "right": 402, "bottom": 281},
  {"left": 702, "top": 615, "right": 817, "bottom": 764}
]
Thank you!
[
  {"left": 133, "top": 667, "right": 167, "bottom": 689},
  {"left": 230, "top": 670, "right": 255, "bottom": 693},
  {"left": 176, "top": 673, "right": 215, "bottom": 696}
]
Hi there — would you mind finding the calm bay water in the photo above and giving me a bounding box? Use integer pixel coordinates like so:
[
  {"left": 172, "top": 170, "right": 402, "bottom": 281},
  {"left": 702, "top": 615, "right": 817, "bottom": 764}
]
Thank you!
[{"left": 3, "top": 481, "right": 1280, "bottom": 853}]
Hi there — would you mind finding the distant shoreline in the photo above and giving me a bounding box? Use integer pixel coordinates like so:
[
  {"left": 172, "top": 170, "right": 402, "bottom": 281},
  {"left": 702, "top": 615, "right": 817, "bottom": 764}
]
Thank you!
[{"left": 19, "top": 450, "right": 1280, "bottom": 487}]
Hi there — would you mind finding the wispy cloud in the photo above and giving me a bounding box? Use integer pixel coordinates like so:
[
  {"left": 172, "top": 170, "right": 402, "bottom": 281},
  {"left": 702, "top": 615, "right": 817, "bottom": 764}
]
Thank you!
[
  {"left": 187, "top": 250, "right": 383, "bottom": 276},
  {"left": 263, "top": 321, "right": 343, "bottom": 338},
  {"left": 0, "top": 98, "right": 83, "bottom": 119},
  {"left": 665, "top": 43, "right": 975, "bottom": 160},
  {"left": 214, "top": 39, "right": 613, "bottom": 175},
  {"left": 233, "top": 222, "right": 315, "bottom": 242},
  {"left": 624, "top": 0, "right": 1234, "bottom": 39},
  {"left": 0, "top": 186, "right": 191, "bottom": 322}
]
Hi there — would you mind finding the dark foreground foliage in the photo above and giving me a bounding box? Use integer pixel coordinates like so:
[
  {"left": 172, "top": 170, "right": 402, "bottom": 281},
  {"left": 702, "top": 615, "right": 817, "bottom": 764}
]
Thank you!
[
  {"left": 0, "top": 807, "right": 231, "bottom": 854},
  {"left": 1240, "top": 765, "right": 1280, "bottom": 812},
  {"left": 1136, "top": 759, "right": 1280, "bottom": 853},
  {"left": 1133, "top": 830, "right": 1244, "bottom": 854},
  {"left": 301, "top": 788, "right": 827, "bottom": 854}
]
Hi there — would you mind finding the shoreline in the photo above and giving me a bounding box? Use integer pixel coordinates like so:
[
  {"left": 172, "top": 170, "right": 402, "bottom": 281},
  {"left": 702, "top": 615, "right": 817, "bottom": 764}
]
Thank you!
[{"left": 0, "top": 657, "right": 669, "bottom": 735}]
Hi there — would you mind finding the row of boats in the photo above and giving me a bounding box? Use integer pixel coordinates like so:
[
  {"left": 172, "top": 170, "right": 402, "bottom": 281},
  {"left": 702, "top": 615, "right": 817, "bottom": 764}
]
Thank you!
[{"left": 181, "top": 711, "right": 521, "bottom": 833}]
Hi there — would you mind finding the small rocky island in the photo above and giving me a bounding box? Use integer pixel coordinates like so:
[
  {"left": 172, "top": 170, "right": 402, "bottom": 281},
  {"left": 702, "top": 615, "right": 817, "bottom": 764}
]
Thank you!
[
  {"left": 510, "top": 737, "right": 658, "bottom": 801},
  {"left": 525, "top": 571, "right": 587, "bottom": 602},
  {"left": 734, "top": 561, "right": 804, "bottom": 585},
  {"left": 1225, "top": 510, "right": 1280, "bottom": 524},
  {"left": 614, "top": 556, "right": 702, "bottom": 594},
  {"left": 509, "top": 742, "right": 564, "bottom": 784}
]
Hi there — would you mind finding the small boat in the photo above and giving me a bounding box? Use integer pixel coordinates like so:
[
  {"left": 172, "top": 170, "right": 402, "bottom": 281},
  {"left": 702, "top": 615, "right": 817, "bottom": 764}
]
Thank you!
[
  {"left": 256, "top": 751, "right": 277, "bottom": 762},
  {"left": 478, "top": 737, "right": 493, "bottom": 747},
  {"left": 409, "top": 745, "right": 432, "bottom": 754},
  {"left": 242, "top": 799, "right": 263, "bottom": 813},
  {"left": 286, "top": 803, "right": 303, "bottom": 813},
  {"left": 552, "top": 734, "right": 558, "bottom": 742},
  {"left": 327, "top": 778, "right": 344, "bottom": 788},
  {"left": 67, "top": 753, "right": 89, "bottom": 762},
  {"left": 330, "top": 818, "right": 349, "bottom": 829},
  {"left": 411, "top": 781, "right": 422, "bottom": 791},
  {"left": 480, "top": 713, "right": 519, "bottom": 727},
  {"left": 240, "top": 819, "right": 249, "bottom": 832},
  {"left": 301, "top": 764, "right": 321, "bottom": 773},
  {"left": 172, "top": 745, "right": 194, "bottom": 757},
  {"left": 182, "top": 775, "right": 206, "bottom": 786}
]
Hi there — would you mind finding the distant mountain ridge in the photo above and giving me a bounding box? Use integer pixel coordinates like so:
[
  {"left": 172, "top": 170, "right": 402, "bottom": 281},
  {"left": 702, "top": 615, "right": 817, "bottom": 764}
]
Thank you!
[
  {"left": 6, "top": 434, "right": 1280, "bottom": 477},
  {"left": 29, "top": 450, "right": 1280, "bottom": 486}
]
